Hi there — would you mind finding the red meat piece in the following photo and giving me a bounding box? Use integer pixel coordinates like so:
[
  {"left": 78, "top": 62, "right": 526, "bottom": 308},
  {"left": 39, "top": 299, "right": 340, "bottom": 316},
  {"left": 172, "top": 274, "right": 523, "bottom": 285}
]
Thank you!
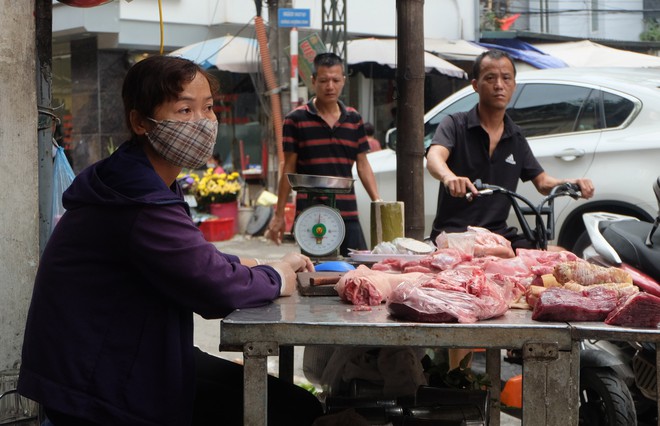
[
  {"left": 532, "top": 286, "right": 619, "bottom": 322},
  {"left": 605, "top": 292, "right": 660, "bottom": 328}
]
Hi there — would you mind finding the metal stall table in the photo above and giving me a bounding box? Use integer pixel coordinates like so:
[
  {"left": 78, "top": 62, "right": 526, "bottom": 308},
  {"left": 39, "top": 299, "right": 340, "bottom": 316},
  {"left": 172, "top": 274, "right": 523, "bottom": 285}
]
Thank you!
[
  {"left": 220, "top": 294, "right": 579, "bottom": 425},
  {"left": 569, "top": 321, "right": 660, "bottom": 424}
]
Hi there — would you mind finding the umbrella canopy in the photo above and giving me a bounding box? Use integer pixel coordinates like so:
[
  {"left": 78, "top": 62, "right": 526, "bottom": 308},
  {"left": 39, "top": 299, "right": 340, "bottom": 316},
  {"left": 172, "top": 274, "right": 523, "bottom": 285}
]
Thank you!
[
  {"left": 346, "top": 38, "right": 467, "bottom": 79},
  {"left": 169, "top": 35, "right": 260, "bottom": 74},
  {"left": 534, "top": 40, "right": 660, "bottom": 68}
]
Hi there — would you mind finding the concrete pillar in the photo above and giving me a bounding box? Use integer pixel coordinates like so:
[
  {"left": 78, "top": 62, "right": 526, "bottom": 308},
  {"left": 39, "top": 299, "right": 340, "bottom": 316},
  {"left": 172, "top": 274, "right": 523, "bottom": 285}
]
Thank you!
[{"left": 0, "top": 2, "right": 39, "bottom": 372}]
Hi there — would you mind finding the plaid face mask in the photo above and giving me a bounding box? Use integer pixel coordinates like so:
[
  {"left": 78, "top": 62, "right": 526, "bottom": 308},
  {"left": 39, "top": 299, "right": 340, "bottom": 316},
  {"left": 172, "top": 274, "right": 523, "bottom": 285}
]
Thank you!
[{"left": 146, "top": 118, "right": 218, "bottom": 169}]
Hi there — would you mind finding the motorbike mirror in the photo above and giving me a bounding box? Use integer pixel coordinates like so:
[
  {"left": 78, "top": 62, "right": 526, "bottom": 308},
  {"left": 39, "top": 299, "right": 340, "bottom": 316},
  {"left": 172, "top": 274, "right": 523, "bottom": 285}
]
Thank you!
[{"left": 385, "top": 127, "right": 397, "bottom": 150}]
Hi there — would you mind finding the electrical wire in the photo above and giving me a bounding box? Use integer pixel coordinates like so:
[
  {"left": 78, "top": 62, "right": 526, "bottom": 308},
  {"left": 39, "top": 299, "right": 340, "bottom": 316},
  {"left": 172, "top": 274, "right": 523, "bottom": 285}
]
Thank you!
[{"left": 158, "top": 0, "right": 164, "bottom": 54}]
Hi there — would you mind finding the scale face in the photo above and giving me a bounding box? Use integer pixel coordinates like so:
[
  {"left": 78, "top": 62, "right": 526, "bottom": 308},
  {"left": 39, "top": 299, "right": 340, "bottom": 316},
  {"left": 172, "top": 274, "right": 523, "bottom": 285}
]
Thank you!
[{"left": 293, "top": 205, "right": 345, "bottom": 257}]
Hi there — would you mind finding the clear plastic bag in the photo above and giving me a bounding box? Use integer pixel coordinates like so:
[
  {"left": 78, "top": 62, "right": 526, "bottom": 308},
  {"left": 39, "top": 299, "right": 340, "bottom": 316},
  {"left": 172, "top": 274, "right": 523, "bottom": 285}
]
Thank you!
[{"left": 50, "top": 146, "right": 75, "bottom": 235}]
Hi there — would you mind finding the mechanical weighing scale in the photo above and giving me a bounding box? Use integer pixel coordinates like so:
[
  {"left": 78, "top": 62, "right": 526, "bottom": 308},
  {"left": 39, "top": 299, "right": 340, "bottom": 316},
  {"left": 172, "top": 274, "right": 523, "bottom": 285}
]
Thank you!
[{"left": 287, "top": 173, "right": 355, "bottom": 258}]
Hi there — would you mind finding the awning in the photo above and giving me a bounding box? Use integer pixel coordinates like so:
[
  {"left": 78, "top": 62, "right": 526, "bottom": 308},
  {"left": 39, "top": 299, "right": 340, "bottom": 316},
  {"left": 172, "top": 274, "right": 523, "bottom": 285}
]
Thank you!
[
  {"left": 168, "top": 35, "right": 260, "bottom": 74},
  {"left": 477, "top": 39, "right": 568, "bottom": 69},
  {"left": 533, "top": 40, "right": 660, "bottom": 68},
  {"left": 347, "top": 38, "right": 468, "bottom": 79}
]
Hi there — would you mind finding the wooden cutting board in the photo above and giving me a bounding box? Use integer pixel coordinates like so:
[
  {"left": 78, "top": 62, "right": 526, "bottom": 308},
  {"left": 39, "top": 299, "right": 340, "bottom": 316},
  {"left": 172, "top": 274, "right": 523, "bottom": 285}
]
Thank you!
[{"left": 297, "top": 272, "right": 343, "bottom": 296}]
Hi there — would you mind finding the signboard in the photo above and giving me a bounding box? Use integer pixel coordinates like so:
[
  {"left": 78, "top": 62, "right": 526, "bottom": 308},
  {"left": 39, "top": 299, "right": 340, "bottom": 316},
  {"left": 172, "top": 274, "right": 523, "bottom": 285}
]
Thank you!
[
  {"left": 278, "top": 8, "right": 310, "bottom": 28},
  {"left": 296, "top": 33, "right": 326, "bottom": 94}
]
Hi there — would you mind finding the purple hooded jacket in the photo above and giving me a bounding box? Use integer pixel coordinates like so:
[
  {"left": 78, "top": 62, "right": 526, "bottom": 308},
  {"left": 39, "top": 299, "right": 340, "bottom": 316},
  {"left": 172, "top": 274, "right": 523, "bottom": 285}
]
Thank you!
[{"left": 18, "top": 141, "right": 282, "bottom": 425}]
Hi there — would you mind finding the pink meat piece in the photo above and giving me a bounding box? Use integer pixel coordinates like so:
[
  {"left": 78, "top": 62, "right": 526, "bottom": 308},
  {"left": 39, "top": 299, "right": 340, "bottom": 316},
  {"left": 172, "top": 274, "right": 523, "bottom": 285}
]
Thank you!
[
  {"left": 371, "top": 258, "right": 405, "bottom": 272},
  {"left": 486, "top": 273, "right": 527, "bottom": 305},
  {"left": 482, "top": 256, "right": 532, "bottom": 278},
  {"left": 435, "top": 232, "right": 476, "bottom": 258},
  {"left": 371, "top": 262, "right": 400, "bottom": 272},
  {"left": 532, "top": 286, "right": 619, "bottom": 322},
  {"left": 470, "top": 227, "right": 515, "bottom": 258},
  {"left": 421, "top": 268, "right": 485, "bottom": 293},
  {"left": 387, "top": 279, "right": 509, "bottom": 323},
  {"left": 428, "top": 248, "right": 469, "bottom": 271},
  {"left": 455, "top": 256, "right": 502, "bottom": 269},
  {"left": 604, "top": 292, "right": 660, "bottom": 328},
  {"left": 435, "top": 227, "right": 514, "bottom": 259},
  {"left": 516, "top": 249, "right": 581, "bottom": 270},
  {"left": 335, "top": 265, "right": 424, "bottom": 306},
  {"left": 402, "top": 265, "right": 434, "bottom": 274}
]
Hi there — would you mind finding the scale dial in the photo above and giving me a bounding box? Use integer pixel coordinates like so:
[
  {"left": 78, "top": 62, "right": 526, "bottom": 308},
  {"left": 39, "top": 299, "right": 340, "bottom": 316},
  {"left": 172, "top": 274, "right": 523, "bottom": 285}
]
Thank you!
[{"left": 293, "top": 205, "right": 346, "bottom": 257}]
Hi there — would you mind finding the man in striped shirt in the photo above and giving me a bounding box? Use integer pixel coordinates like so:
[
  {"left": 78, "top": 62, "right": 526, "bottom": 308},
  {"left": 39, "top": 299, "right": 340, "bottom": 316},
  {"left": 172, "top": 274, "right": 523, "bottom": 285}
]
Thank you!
[{"left": 267, "top": 52, "right": 381, "bottom": 256}]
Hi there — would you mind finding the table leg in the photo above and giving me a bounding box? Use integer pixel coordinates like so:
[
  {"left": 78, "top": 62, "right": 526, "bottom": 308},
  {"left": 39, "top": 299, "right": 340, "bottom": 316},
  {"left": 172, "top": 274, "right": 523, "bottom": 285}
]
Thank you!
[
  {"left": 279, "top": 346, "right": 294, "bottom": 383},
  {"left": 656, "top": 344, "right": 659, "bottom": 425},
  {"left": 243, "top": 342, "right": 278, "bottom": 426},
  {"left": 522, "top": 341, "right": 579, "bottom": 426},
  {"left": 485, "top": 348, "right": 501, "bottom": 426}
]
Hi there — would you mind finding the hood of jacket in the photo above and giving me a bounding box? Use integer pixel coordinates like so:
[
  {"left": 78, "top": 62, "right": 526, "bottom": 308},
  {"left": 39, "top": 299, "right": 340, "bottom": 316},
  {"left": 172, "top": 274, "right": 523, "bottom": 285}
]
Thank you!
[{"left": 63, "top": 139, "right": 188, "bottom": 211}]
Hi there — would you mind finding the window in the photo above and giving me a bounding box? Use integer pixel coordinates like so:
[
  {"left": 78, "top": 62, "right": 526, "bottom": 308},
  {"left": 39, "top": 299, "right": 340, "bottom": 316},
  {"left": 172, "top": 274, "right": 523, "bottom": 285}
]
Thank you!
[
  {"left": 575, "top": 90, "right": 601, "bottom": 132},
  {"left": 602, "top": 92, "right": 635, "bottom": 128},
  {"left": 423, "top": 92, "right": 479, "bottom": 148},
  {"left": 508, "top": 83, "right": 591, "bottom": 137}
]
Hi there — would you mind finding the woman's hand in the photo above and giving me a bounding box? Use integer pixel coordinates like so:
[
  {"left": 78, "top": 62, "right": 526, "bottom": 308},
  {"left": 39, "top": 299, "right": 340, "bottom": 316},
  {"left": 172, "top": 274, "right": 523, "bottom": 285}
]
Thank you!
[
  {"left": 264, "top": 253, "right": 315, "bottom": 297},
  {"left": 281, "top": 252, "right": 315, "bottom": 273}
]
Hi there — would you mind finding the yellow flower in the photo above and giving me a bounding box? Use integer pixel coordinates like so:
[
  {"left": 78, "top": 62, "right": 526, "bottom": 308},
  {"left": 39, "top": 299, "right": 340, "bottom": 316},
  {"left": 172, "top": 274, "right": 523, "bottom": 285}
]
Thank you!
[{"left": 194, "top": 168, "right": 243, "bottom": 208}]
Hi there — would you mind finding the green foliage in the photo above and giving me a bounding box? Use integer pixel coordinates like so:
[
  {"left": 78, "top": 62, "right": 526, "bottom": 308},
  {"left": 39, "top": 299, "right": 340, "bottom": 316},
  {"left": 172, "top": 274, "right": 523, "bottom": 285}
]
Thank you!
[
  {"left": 640, "top": 19, "right": 660, "bottom": 41},
  {"left": 481, "top": 10, "right": 502, "bottom": 32}
]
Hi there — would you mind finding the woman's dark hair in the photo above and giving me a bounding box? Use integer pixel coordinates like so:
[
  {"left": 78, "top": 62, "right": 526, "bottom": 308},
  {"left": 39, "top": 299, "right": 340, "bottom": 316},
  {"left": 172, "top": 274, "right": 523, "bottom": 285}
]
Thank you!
[
  {"left": 313, "top": 52, "right": 343, "bottom": 77},
  {"left": 121, "top": 55, "right": 219, "bottom": 133},
  {"left": 472, "top": 49, "right": 516, "bottom": 80}
]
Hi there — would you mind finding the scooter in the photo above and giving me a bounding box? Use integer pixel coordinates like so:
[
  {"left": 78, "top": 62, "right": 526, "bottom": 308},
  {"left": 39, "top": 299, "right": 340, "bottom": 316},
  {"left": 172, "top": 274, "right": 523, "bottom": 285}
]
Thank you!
[
  {"left": 580, "top": 176, "right": 660, "bottom": 426},
  {"left": 469, "top": 180, "right": 641, "bottom": 425}
]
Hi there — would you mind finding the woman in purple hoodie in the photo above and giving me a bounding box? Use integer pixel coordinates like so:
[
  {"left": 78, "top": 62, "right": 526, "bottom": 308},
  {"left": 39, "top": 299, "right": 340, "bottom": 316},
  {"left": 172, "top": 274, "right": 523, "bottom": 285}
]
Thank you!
[{"left": 18, "top": 55, "right": 323, "bottom": 425}]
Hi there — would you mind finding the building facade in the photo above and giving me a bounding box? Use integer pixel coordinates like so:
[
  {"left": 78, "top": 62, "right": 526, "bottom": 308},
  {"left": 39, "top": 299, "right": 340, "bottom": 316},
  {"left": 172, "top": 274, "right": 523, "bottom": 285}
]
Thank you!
[{"left": 52, "top": 0, "right": 479, "bottom": 173}]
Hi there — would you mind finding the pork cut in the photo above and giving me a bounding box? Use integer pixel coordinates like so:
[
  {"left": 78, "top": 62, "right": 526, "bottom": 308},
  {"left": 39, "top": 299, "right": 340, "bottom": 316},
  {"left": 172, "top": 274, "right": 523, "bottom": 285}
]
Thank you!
[
  {"left": 387, "top": 279, "right": 509, "bottom": 323},
  {"left": 516, "top": 249, "right": 580, "bottom": 273},
  {"left": 604, "top": 292, "right": 660, "bottom": 328},
  {"left": 435, "top": 226, "right": 515, "bottom": 258},
  {"left": 532, "top": 286, "right": 619, "bottom": 322},
  {"left": 335, "top": 265, "right": 424, "bottom": 306}
]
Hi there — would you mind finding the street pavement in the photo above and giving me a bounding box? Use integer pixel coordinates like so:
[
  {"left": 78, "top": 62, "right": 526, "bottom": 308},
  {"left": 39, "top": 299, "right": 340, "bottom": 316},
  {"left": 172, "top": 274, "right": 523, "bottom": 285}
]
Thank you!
[{"left": 193, "top": 234, "right": 521, "bottom": 425}]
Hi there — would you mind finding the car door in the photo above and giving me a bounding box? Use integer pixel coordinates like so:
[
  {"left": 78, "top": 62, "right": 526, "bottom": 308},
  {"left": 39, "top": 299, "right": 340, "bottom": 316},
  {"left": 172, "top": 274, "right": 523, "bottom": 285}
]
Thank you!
[{"left": 506, "top": 82, "right": 601, "bottom": 231}]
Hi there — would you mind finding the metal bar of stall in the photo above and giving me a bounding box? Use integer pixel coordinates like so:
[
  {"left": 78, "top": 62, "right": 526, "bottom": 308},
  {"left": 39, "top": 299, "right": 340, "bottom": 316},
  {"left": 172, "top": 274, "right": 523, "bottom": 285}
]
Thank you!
[
  {"left": 278, "top": 346, "right": 294, "bottom": 383},
  {"left": 222, "top": 297, "right": 578, "bottom": 425},
  {"left": 568, "top": 323, "right": 660, "bottom": 426},
  {"left": 485, "top": 348, "right": 501, "bottom": 426},
  {"left": 243, "top": 342, "right": 278, "bottom": 425},
  {"left": 656, "top": 346, "right": 659, "bottom": 425}
]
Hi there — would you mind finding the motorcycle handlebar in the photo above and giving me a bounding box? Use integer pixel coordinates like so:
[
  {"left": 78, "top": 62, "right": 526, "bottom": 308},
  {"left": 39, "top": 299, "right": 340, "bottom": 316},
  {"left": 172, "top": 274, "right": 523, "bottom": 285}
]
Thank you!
[{"left": 466, "top": 179, "right": 582, "bottom": 201}]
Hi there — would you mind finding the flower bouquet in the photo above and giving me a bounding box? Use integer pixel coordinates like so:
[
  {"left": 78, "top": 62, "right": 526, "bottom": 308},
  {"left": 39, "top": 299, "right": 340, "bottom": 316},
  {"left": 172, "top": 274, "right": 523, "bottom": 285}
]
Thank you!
[{"left": 195, "top": 169, "right": 242, "bottom": 212}]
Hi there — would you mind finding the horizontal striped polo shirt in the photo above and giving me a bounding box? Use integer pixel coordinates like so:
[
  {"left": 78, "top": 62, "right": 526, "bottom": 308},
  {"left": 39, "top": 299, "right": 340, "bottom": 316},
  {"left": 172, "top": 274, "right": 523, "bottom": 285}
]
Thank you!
[{"left": 283, "top": 99, "right": 369, "bottom": 220}]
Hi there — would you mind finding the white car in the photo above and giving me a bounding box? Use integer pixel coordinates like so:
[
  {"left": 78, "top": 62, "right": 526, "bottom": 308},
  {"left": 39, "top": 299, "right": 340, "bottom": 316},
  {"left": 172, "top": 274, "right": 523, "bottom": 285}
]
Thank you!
[{"left": 355, "top": 67, "right": 660, "bottom": 252}]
